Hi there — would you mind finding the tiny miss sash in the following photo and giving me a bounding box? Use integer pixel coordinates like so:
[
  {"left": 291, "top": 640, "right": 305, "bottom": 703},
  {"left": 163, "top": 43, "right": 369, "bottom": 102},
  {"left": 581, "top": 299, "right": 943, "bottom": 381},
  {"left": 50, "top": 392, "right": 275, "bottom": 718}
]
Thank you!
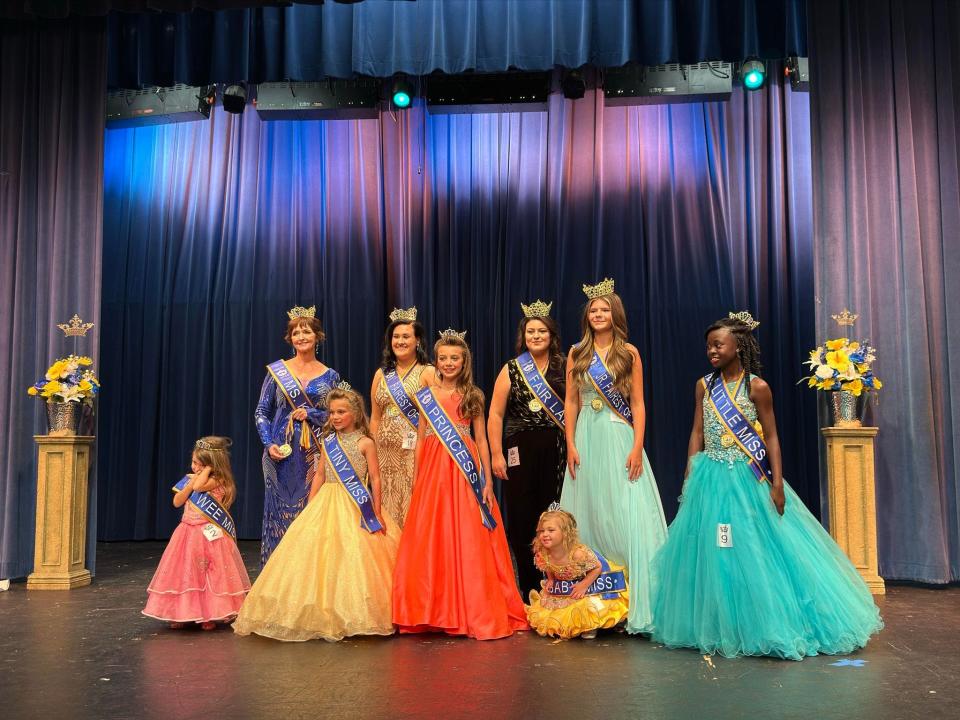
[
  {"left": 415, "top": 386, "right": 497, "bottom": 531},
  {"left": 516, "top": 352, "right": 564, "bottom": 429},
  {"left": 548, "top": 551, "right": 626, "bottom": 600},
  {"left": 703, "top": 373, "right": 773, "bottom": 484},
  {"left": 322, "top": 433, "right": 383, "bottom": 533},
  {"left": 587, "top": 351, "right": 633, "bottom": 425},
  {"left": 383, "top": 368, "right": 420, "bottom": 429},
  {"left": 172, "top": 476, "right": 237, "bottom": 540}
]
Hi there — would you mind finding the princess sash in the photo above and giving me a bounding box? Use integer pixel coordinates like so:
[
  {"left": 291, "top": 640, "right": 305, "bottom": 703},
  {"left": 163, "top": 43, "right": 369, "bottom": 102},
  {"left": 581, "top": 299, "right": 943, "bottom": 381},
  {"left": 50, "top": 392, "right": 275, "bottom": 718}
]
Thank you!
[
  {"left": 322, "top": 432, "right": 383, "bottom": 533},
  {"left": 516, "top": 352, "right": 564, "bottom": 429},
  {"left": 415, "top": 386, "right": 497, "bottom": 531},
  {"left": 587, "top": 350, "right": 633, "bottom": 425},
  {"left": 172, "top": 476, "right": 237, "bottom": 540},
  {"left": 548, "top": 551, "right": 626, "bottom": 600},
  {"left": 703, "top": 373, "right": 773, "bottom": 484},
  {"left": 383, "top": 367, "right": 420, "bottom": 429}
]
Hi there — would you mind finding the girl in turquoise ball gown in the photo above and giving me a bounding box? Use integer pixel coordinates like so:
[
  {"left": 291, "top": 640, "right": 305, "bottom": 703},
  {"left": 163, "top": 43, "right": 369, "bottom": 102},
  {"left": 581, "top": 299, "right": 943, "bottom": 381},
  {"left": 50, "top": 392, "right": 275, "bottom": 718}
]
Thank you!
[{"left": 650, "top": 313, "right": 883, "bottom": 660}]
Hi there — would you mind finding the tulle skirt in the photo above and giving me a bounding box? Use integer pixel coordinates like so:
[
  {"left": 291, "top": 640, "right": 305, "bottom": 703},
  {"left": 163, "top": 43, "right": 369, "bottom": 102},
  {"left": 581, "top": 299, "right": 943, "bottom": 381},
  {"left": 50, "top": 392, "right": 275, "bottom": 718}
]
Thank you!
[{"left": 526, "top": 564, "right": 630, "bottom": 639}]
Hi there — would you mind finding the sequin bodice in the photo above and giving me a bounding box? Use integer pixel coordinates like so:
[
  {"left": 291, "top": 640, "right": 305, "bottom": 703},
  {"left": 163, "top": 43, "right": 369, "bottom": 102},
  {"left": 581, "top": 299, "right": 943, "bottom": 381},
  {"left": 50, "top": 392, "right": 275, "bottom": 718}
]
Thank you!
[
  {"left": 703, "top": 375, "right": 759, "bottom": 465},
  {"left": 324, "top": 430, "right": 368, "bottom": 485}
]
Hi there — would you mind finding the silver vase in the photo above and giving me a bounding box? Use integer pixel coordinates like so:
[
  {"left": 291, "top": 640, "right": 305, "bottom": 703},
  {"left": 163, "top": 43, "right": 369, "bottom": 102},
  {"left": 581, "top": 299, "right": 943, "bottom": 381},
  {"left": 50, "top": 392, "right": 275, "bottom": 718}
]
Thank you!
[
  {"left": 45, "top": 401, "right": 82, "bottom": 436},
  {"left": 829, "top": 390, "right": 867, "bottom": 427}
]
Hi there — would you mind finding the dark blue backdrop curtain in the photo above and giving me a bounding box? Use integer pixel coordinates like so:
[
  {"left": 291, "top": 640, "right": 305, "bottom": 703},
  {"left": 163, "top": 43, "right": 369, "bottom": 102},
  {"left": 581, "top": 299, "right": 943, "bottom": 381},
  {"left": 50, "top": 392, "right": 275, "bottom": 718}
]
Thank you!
[
  {"left": 107, "top": 0, "right": 808, "bottom": 88},
  {"left": 100, "top": 74, "right": 815, "bottom": 541}
]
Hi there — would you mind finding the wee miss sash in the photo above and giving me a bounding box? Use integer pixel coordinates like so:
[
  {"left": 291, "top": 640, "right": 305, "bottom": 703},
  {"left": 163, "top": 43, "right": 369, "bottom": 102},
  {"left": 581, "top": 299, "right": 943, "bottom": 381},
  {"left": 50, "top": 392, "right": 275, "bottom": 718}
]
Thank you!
[
  {"left": 172, "top": 476, "right": 237, "bottom": 540},
  {"left": 415, "top": 386, "right": 497, "bottom": 531},
  {"left": 322, "top": 433, "right": 383, "bottom": 533},
  {"left": 587, "top": 351, "right": 633, "bottom": 425},
  {"left": 383, "top": 368, "right": 420, "bottom": 429},
  {"left": 703, "top": 373, "right": 773, "bottom": 484},
  {"left": 548, "top": 551, "right": 626, "bottom": 600},
  {"left": 516, "top": 352, "right": 564, "bottom": 429}
]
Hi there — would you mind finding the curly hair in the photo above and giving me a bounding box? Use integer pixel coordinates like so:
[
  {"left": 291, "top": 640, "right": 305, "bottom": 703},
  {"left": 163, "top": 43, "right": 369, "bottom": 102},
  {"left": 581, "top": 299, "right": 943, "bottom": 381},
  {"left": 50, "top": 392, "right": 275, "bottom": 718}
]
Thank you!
[
  {"left": 530, "top": 509, "right": 581, "bottom": 556},
  {"left": 322, "top": 388, "right": 372, "bottom": 438},
  {"left": 704, "top": 316, "right": 763, "bottom": 393}
]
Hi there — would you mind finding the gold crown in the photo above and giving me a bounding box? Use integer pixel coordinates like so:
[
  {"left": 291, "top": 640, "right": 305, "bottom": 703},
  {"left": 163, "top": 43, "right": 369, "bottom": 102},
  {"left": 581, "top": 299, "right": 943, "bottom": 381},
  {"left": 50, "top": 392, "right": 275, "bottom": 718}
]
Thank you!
[
  {"left": 438, "top": 328, "right": 467, "bottom": 341},
  {"left": 287, "top": 305, "right": 316, "bottom": 320},
  {"left": 831, "top": 308, "right": 858, "bottom": 327},
  {"left": 521, "top": 299, "right": 553, "bottom": 318},
  {"left": 582, "top": 278, "right": 615, "bottom": 299},
  {"left": 195, "top": 438, "right": 231, "bottom": 451},
  {"left": 58, "top": 314, "right": 94, "bottom": 337},
  {"left": 389, "top": 306, "right": 418, "bottom": 323},
  {"left": 728, "top": 311, "right": 760, "bottom": 330}
]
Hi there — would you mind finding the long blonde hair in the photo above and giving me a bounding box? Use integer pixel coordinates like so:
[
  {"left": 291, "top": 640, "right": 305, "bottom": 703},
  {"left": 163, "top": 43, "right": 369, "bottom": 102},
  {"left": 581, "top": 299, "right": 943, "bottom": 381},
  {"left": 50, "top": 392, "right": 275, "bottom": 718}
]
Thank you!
[
  {"left": 434, "top": 336, "right": 485, "bottom": 419},
  {"left": 570, "top": 293, "right": 633, "bottom": 398},
  {"left": 193, "top": 436, "right": 236, "bottom": 508},
  {"left": 531, "top": 509, "right": 581, "bottom": 556},
  {"left": 322, "top": 388, "right": 372, "bottom": 438}
]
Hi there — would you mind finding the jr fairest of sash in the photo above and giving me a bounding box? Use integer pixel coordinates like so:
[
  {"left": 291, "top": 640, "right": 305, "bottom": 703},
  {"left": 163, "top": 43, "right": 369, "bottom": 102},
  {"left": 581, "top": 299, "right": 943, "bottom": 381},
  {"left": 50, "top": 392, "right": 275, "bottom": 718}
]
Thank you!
[
  {"left": 415, "top": 386, "right": 497, "bottom": 530},
  {"left": 703, "top": 373, "right": 773, "bottom": 483},
  {"left": 322, "top": 433, "right": 384, "bottom": 533},
  {"left": 172, "top": 476, "right": 237, "bottom": 540},
  {"left": 383, "top": 368, "right": 420, "bottom": 429},
  {"left": 548, "top": 551, "right": 626, "bottom": 600},
  {"left": 516, "top": 351, "right": 564, "bottom": 429},
  {"left": 587, "top": 351, "right": 633, "bottom": 425}
]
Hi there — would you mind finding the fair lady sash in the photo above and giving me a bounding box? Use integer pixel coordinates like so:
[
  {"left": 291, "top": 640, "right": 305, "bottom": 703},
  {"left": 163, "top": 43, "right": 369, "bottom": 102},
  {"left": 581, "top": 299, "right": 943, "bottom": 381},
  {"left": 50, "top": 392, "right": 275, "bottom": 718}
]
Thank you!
[
  {"left": 414, "top": 386, "right": 497, "bottom": 531},
  {"left": 587, "top": 350, "right": 633, "bottom": 425},
  {"left": 547, "top": 551, "right": 626, "bottom": 600},
  {"left": 703, "top": 373, "right": 773, "bottom": 484},
  {"left": 516, "top": 352, "right": 564, "bottom": 429},
  {"left": 172, "top": 476, "right": 237, "bottom": 540},
  {"left": 382, "top": 367, "right": 420, "bottom": 430},
  {"left": 322, "top": 432, "right": 384, "bottom": 533}
]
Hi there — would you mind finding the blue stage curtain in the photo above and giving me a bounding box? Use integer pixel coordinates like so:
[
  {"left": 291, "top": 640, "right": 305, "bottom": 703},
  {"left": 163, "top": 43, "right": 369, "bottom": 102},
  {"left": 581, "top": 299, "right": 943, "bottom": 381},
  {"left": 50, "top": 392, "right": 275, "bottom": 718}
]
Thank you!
[
  {"left": 101, "top": 74, "right": 815, "bottom": 541},
  {"left": 107, "top": 0, "right": 808, "bottom": 88}
]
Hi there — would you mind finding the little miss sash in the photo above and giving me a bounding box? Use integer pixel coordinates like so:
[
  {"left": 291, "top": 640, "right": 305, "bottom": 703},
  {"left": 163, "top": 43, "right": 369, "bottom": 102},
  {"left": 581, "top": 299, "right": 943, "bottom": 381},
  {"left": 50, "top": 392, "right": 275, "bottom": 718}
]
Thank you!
[
  {"left": 322, "top": 433, "right": 384, "bottom": 533},
  {"left": 415, "top": 386, "right": 497, "bottom": 531},
  {"left": 587, "top": 350, "right": 633, "bottom": 425},
  {"left": 516, "top": 352, "right": 564, "bottom": 429},
  {"left": 172, "top": 476, "right": 237, "bottom": 540},
  {"left": 383, "top": 367, "right": 420, "bottom": 429},
  {"left": 548, "top": 552, "right": 626, "bottom": 600},
  {"left": 703, "top": 373, "right": 773, "bottom": 484}
]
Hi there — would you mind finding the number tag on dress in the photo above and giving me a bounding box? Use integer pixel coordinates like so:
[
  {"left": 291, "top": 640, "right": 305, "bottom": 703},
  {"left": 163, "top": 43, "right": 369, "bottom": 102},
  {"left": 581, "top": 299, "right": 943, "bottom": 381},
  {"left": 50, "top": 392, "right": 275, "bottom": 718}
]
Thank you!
[
  {"left": 402, "top": 430, "right": 418, "bottom": 450},
  {"left": 609, "top": 411, "right": 628, "bottom": 425},
  {"left": 202, "top": 523, "right": 224, "bottom": 542},
  {"left": 507, "top": 446, "right": 520, "bottom": 467},
  {"left": 716, "top": 523, "right": 733, "bottom": 548}
]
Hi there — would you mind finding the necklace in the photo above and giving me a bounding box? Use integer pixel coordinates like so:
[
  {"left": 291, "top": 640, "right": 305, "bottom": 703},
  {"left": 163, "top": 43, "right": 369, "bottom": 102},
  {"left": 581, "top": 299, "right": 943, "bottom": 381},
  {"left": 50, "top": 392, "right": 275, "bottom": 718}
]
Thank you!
[{"left": 395, "top": 361, "right": 416, "bottom": 377}]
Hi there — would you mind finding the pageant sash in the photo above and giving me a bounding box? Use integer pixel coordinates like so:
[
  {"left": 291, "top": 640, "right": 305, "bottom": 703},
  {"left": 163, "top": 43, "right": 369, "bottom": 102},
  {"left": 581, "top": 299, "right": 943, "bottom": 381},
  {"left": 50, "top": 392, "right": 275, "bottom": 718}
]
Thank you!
[
  {"left": 703, "top": 373, "right": 773, "bottom": 484},
  {"left": 383, "top": 368, "right": 420, "bottom": 429},
  {"left": 266, "top": 359, "right": 314, "bottom": 413},
  {"left": 516, "top": 352, "right": 564, "bottom": 429},
  {"left": 172, "top": 476, "right": 237, "bottom": 540},
  {"left": 587, "top": 351, "right": 633, "bottom": 425},
  {"left": 322, "top": 433, "right": 384, "bottom": 533},
  {"left": 414, "top": 386, "right": 497, "bottom": 531},
  {"left": 548, "top": 551, "right": 626, "bottom": 600}
]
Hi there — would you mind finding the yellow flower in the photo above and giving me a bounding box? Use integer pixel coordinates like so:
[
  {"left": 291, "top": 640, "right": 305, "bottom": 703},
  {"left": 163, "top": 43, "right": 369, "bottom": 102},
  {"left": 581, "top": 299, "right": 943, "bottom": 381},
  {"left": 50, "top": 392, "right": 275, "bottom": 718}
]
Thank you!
[
  {"left": 817, "top": 378, "right": 835, "bottom": 390},
  {"left": 826, "top": 350, "right": 850, "bottom": 371},
  {"left": 807, "top": 348, "right": 823, "bottom": 365},
  {"left": 874, "top": 378, "right": 883, "bottom": 389},
  {"left": 842, "top": 379, "right": 864, "bottom": 396},
  {"left": 847, "top": 341, "right": 860, "bottom": 351},
  {"left": 45, "top": 361, "right": 66, "bottom": 381},
  {"left": 807, "top": 376, "right": 818, "bottom": 388},
  {"left": 77, "top": 356, "right": 93, "bottom": 366},
  {"left": 826, "top": 338, "right": 847, "bottom": 351},
  {"left": 79, "top": 380, "right": 92, "bottom": 393},
  {"left": 27, "top": 386, "right": 38, "bottom": 396}
]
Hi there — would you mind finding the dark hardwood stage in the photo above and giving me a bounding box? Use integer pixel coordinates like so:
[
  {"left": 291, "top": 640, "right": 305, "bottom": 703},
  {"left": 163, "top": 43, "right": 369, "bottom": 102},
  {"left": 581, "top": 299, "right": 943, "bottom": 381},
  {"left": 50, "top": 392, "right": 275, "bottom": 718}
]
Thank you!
[{"left": 2, "top": 542, "right": 958, "bottom": 719}]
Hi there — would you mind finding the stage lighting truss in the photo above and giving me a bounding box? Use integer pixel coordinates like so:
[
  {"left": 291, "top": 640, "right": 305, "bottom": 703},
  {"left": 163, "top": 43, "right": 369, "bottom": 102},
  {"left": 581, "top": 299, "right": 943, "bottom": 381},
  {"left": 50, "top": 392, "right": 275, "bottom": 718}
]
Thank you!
[
  {"left": 603, "top": 62, "right": 733, "bottom": 106},
  {"left": 106, "top": 84, "right": 215, "bottom": 128},
  {"left": 222, "top": 83, "right": 247, "bottom": 114}
]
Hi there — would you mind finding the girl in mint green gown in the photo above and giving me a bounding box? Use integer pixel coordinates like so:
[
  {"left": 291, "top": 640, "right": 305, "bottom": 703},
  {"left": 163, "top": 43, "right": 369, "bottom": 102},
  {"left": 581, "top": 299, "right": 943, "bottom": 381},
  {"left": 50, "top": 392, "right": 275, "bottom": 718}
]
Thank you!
[
  {"left": 650, "top": 315, "right": 882, "bottom": 659},
  {"left": 559, "top": 282, "right": 667, "bottom": 634}
]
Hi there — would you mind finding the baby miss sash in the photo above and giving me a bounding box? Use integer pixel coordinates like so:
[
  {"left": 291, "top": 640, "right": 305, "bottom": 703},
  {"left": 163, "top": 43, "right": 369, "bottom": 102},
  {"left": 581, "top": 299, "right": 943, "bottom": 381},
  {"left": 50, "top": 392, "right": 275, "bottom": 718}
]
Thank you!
[
  {"left": 172, "top": 476, "right": 237, "bottom": 540},
  {"left": 382, "top": 367, "right": 420, "bottom": 429},
  {"left": 415, "top": 386, "right": 497, "bottom": 531},
  {"left": 547, "top": 551, "right": 626, "bottom": 600},
  {"left": 702, "top": 373, "right": 773, "bottom": 484},
  {"left": 322, "top": 432, "right": 384, "bottom": 533},
  {"left": 587, "top": 350, "right": 633, "bottom": 425},
  {"left": 516, "top": 352, "right": 564, "bottom": 429}
]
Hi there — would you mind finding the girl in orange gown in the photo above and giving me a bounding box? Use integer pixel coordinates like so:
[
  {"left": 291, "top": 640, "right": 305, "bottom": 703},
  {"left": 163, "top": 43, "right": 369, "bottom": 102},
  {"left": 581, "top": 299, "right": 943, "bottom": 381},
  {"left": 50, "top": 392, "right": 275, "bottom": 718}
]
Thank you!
[{"left": 392, "top": 331, "right": 528, "bottom": 640}]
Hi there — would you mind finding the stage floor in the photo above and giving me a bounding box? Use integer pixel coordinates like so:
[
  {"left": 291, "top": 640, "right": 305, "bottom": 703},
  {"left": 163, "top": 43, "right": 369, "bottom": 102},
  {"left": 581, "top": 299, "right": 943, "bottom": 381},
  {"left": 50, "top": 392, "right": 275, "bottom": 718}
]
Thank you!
[{"left": 2, "top": 542, "right": 958, "bottom": 720}]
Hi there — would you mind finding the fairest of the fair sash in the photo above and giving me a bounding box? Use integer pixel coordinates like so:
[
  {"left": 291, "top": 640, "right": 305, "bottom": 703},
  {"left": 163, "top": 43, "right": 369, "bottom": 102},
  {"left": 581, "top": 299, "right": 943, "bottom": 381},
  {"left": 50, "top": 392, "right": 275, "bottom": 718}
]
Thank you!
[
  {"left": 383, "top": 368, "right": 420, "bottom": 430},
  {"left": 516, "top": 352, "right": 564, "bottom": 429},
  {"left": 172, "top": 476, "right": 237, "bottom": 540},
  {"left": 322, "top": 433, "right": 384, "bottom": 533},
  {"left": 415, "top": 386, "right": 497, "bottom": 531},
  {"left": 587, "top": 351, "right": 633, "bottom": 425},
  {"left": 547, "top": 551, "right": 626, "bottom": 600},
  {"left": 703, "top": 373, "right": 773, "bottom": 484}
]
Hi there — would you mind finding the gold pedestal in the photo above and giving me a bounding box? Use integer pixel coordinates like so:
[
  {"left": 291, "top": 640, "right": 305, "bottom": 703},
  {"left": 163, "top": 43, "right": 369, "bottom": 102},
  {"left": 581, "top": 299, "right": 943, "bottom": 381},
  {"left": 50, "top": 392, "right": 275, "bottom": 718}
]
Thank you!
[
  {"left": 822, "top": 426, "right": 885, "bottom": 595},
  {"left": 27, "top": 435, "right": 94, "bottom": 590}
]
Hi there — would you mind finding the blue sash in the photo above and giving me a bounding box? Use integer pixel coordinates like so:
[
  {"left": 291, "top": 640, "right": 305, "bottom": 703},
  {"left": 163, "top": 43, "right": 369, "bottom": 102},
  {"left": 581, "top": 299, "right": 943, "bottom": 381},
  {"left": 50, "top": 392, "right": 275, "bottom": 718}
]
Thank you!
[
  {"left": 516, "top": 352, "right": 564, "bottom": 429},
  {"left": 322, "top": 433, "right": 384, "bottom": 533},
  {"left": 586, "top": 350, "right": 633, "bottom": 425},
  {"left": 266, "top": 359, "right": 313, "bottom": 413},
  {"left": 703, "top": 373, "right": 773, "bottom": 483},
  {"left": 383, "top": 368, "right": 420, "bottom": 430},
  {"left": 415, "top": 386, "right": 497, "bottom": 531},
  {"left": 172, "top": 476, "right": 237, "bottom": 540},
  {"left": 547, "top": 551, "right": 626, "bottom": 600}
]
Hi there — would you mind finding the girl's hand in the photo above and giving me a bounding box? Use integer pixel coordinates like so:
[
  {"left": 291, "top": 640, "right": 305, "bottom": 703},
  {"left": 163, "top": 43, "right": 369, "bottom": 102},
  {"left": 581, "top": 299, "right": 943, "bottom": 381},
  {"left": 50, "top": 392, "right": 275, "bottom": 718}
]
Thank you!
[
  {"left": 570, "top": 580, "right": 590, "bottom": 600},
  {"left": 770, "top": 484, "right": 786, "bottom": 516},
  {"left": 482, "top": 482, "right": 496, "bottom": 508},
  {"left": 492, "top": 453, "right": 508, "bottom": 480},
  {"left": 567, "top": 445, "right": 580, "bottom": 479},
  {"left": 267, "top": 444, "right": 285, "bottom": 461},
  {"left": 626, "top": 448, "right": 644, "bottom": 481},
  {"left": 291, "top": 408, "right": 309, "bottom": 422}
]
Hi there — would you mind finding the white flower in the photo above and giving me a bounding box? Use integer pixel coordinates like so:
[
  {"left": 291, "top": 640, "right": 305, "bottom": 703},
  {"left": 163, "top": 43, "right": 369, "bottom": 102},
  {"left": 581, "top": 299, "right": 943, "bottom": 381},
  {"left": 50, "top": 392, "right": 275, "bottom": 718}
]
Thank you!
[{"left": 815, "top": 364, "right": 835, "bottom": 379}]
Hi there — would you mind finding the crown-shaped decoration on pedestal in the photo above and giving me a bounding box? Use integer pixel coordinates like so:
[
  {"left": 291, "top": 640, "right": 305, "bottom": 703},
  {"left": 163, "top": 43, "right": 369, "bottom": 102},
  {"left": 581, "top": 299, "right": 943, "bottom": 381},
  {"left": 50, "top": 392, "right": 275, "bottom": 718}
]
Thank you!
[
  {"left": 582, "top": 278, "right": 615, "bottom": 299},
  {"left": 438, "top": 328, "right": 467, "bottom": 341},
  {"left": 287, "top": 305, "right": 316, "bottom": 320},
  {"left": 728, "top": 311, "right": 760, "bottom": 330},
  {"left": 389, "top": 306, "right": 418, "bottom": 323},
  {"left": 831, "top": 308, "right": 859, "bottom": 327},
  {"left": 57, "top": 314, "right": 95, "bottom": 337},
  {"left": 521, "top": 299, "right": 553, "bottom": 318}
]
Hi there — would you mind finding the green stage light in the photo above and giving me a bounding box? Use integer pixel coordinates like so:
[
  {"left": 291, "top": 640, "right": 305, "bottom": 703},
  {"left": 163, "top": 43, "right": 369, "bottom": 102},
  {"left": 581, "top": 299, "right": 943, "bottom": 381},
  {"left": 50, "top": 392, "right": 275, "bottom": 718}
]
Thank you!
[
  {"left": 391, "top": 77, "right": 414, "bottom": 109},
  {"left": 740, "top": 59, "right": 766, "bottom": 91}
]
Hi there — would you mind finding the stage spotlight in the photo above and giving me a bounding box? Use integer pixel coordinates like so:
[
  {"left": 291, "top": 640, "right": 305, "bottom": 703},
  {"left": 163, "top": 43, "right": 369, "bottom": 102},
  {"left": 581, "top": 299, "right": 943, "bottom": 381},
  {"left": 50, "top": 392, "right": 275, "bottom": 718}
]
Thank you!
[
  {"left": 740, "top": 59, "right": 766, "bottom": 90},
  {"left": 561, "top": 70, "right": 586, "bottom": 100},
  {"left": 391, "top": 77, "right": 414, "bottom": 109},
  {"left": 222, "top": 84, "right": 247, "bottom": 114}
]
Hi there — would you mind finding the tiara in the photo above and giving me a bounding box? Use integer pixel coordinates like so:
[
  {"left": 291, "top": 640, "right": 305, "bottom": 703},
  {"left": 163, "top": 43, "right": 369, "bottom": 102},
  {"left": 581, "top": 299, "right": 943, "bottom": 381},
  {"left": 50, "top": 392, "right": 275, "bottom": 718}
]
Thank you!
[
  {"left": 389, "top": 306, "right": 418, "bottom": 323},
  {"left": 287, "top": 305, "right": 316, "bottom": 320},
  {"left": 335, "top": 380, "right": 353, "bottom": 391},
  {"left": 195, "top": 438, "right": 231, "bottom": 451},
  {"left": 547, "top": 501, "right": 562, "bottom": 512},
  {"left": 582, "top": 278, "right": 615, "bottom": 299},
  {"left": 438, "top": 328, "right": 467, "bottom": 341},
  {"left": 521, "top": 299, "right": 553, "bottom": 319},
  {"left": 831, "top": 308, "right": 858, "bottom": 327},
  {"left": 728, "top": 311, "right": 760, "bottom": 330},
  {"left": 58, "top": 314, "right": 95, "bottom": 338}
]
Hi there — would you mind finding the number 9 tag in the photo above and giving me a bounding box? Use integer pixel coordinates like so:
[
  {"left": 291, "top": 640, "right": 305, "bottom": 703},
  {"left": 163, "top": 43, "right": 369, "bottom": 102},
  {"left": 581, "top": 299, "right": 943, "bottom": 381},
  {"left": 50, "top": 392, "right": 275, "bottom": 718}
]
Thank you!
[{"left": 716, "top": 523, "right": 733, "bottom": 548}]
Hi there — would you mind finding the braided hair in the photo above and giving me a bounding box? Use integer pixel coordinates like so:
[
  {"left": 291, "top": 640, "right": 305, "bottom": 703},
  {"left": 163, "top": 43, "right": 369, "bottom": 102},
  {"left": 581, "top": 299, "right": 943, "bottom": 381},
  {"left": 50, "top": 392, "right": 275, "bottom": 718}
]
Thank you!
[{"left": 704, "top": 317, "right": 763, "bottom": 395}]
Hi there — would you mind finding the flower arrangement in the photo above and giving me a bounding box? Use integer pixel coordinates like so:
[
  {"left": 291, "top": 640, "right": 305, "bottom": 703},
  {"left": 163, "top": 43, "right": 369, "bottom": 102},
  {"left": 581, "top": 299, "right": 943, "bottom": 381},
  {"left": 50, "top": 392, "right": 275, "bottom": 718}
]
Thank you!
[
  {"left": 27, "top": 355, "right": 101, "bottom": 404},
  {"left": 803, "top": 338, "right": 882, "bottom": 396}
]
